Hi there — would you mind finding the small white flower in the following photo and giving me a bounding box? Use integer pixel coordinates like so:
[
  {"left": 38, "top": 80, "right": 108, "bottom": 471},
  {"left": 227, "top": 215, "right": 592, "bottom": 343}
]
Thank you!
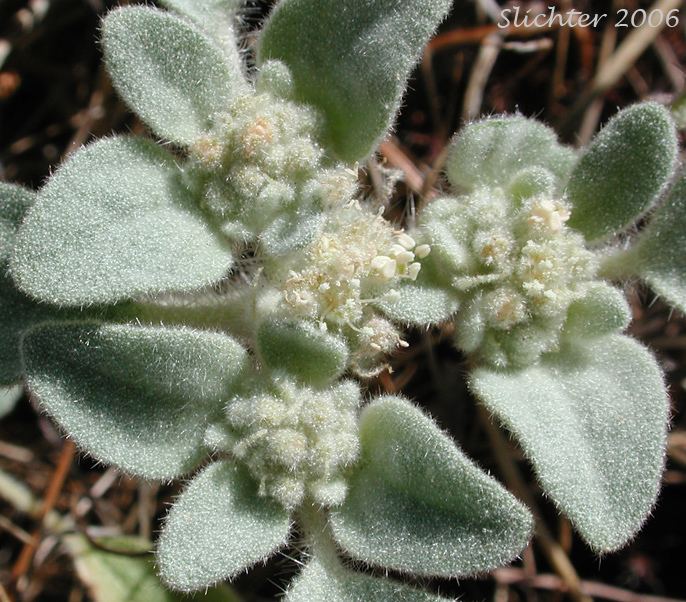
[
  {"left": 371, "top": 255, "right": 397, "bottom": 279},
  {"left": 407, "top": 262, "right": 421, "bottom": 280},
  {"left": 394, "top": 232, "right": 416, "bottom": 250},
  {"left": 415, "top": 244, "right": 431, "bottom": 259}
]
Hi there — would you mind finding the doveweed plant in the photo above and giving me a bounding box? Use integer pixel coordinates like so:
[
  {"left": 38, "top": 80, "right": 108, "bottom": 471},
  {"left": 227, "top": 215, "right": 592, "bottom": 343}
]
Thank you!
[{"left": 0, "top": 0, "right": 682, "bottom": 599}]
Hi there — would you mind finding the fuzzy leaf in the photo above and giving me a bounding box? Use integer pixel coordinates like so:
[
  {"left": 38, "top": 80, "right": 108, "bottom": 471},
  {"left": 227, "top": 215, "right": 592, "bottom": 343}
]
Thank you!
[
  {"left": 286, "top": 554, "right": 451, "bottom": 602},
  {"left": 0, "top": 276, "right": 59, "bottom": 385},
  {"left": 0, "top": 182, "right": 35, "bottom": 267},
  {"left": 507, "top": 166, "right": 558, "bottom": 202},
  {"left": 257, "top": 319, "right": 348, "bottom": 386},
  {"left": 376, "top": 283, "right": 459, "bottom": 326},
  {"left": 563, "top": 282, "right": 631, "bottom": 338},
  {"left": 11, "top": 137, "right": 233, "bottom": 306},
  {"left": 634, "top": 170, "right": 686, "bottom": 313},
  {"left": 567, "top": 102, "right": 677, "bottom": 241},
  {"left": 102, "top": 6, "right": 247, "bottom": 145},
  {"left": 417, "top": 198, "right": 471, "bottom": 277},
  {"left": 157, "top": 460, "right": 291, "bottom": 592},
  {"left": 471, "top": 334, "right": 669, "bottom": 552},
  {"left": 0, "top": 386, "right": 22, "bottom": 420},
  {"left": 330, "top": 396, "right": 533, "bottom": 577},
  {"left": 157, "top": 0, "right": 245, "bottom": 74},
  {"left": 259, "top": 211, "right": 324, "bottom": 257},
  {"left": 23, "top": 322, "right": 247, "bottom": 480},
  {"left": 64, "top": 534, "right": 242, "bottom": 602},
  {"left": 1, "top": 184, "right": 50, "bottom": 385},
  {"left": 258, "top": 0, "right": 451, "bottom": 162},
  {"left": 446, "top": 116, "right": 576, "bottom": 195}
]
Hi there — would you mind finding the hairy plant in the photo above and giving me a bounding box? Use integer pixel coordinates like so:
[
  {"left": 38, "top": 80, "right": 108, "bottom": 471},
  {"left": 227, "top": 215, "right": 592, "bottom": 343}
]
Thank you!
[
  {"left": 382, "top": 104, "right": 677, "bottom": 553},
  {"left": 0, "top": 0, "right": 679, "bottom": 599}
]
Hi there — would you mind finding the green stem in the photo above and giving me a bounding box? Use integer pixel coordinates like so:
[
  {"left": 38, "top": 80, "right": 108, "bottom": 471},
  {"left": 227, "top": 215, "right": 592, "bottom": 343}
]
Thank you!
[
  {"left": 108, "top": 289, "right": 262, "bottom": 343},
  {"left": 297, "top": 502, "right": 342, "bottom": 571}
]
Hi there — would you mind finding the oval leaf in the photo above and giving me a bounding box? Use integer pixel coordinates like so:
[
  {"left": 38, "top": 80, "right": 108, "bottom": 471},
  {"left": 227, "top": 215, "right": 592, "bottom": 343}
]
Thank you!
[
  {"left": 1, "top": 184, "right": 51, "bottom": 385},
  {"left": 1, "top": 182, "right": 35, "bottom": 266},
  {"left": 157, "top": 0, "right": 246, "bottom": 75},
  {"left": 471, "top": 334, "right": 669, "bottom": 552},
  {"left": 257, "top": 319, "right": 349, "bottom": 386},
  {"left": 11, "top": 137, "right": 233, "bottom": 306},
  {"left": 563, "top": 282, "right": 631, "bottom": 339},
  {"left": 157, "top": 460, "right": 291, "bottom": 592},
  {"left": 286, "top": 554, "right": 450, "bottom": 602},
  {"left": 0, "top": 277, "right": 59, "bottom": 385},
  {"left": 634, "top": 169, "right": 686, "bottom": 313},
  {"left": 23, "top": 322, "right": 247, "bottom": 480},
  {"left": 259, "top": 211, "right": 324, "bottom": 257},
  {"left": 258, "top": 0, "right": 451, "bottom": 162},
  {"left": 567, "top": 102, "right": 677, "bottom": 241},
  {"left": 102, "top": 7, "right": 247, "bottom": 145},
  {"left": 376, "top": 282, "right": 459, "bottom": 326},
  {"left": 446, "top": 115, "right": 576, "bottom": 195},
  {"left": 330, "top": 396, "right": 533, "bottom": 577}
]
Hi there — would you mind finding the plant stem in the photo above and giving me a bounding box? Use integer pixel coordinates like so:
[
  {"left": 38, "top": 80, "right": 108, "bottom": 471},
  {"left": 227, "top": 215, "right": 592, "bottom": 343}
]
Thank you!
[{"left": 297, "top": 502, "right": 342, "bottom": 572}]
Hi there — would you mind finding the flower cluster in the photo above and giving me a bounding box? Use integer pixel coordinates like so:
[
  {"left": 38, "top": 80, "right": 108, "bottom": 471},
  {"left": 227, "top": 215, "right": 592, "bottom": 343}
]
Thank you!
[
  {"left": 224, "top": 376, "right": 361, "bottom": 510},
  {"left": 276, "top": 203, "right": 428, "bottom": 328},
  {"left": 421, "top": 188, "right": 597, "bottom": 368},
  {"left": 189, "top": 60, "right": 357, "bottom": 244}
]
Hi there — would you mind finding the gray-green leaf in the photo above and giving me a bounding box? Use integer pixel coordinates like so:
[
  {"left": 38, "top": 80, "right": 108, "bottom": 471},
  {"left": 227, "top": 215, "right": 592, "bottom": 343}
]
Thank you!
[
  {"left": 471, "top": 334, "right": 669, "bottom": 552},
  {"left": 0, "top": 275, "right": 60, "bottom": 385},
  {"left": 286, "top": 554, "right": 451, "bottom": 602},
  {"left": 157, "top": 0, "right": 246, "bottom": 76},
  {"left": 330, "top": 396, "right": 533, "bottom": 577},
  {"left": 1, "top": 183, "right": 52, "bottom": 385},
  {"left": 258, "top": 0, "right": 452, "bottom": 162},
  {"left": 257, "top": 319, "right": 349, "bottom": 386},
  {"left": 157, "top": 460, "right": 291, "bottom": 592},
  {"left": 0, "top": 182, "right": 35, "bottom": 267},
  {"left": 563, "top": 282, "right": 631, "bottom": 339},
  {"left": 634, "top": 169, "right": 686, "bottom": 313},
  {"left": 102, "top": 6, "right": 247, "bottom": 145},
  {"left": 376, "top": 282, "right": 459, "bottom": 326},
  {"left": 259, "top": 211, "right": 324, "bottom": 257},
  {"left": 446, "top": 115, "right": 576, "bottom": 195},
  {"left": 23, "top": 322, "right": 247, "bottom": 480},
  {"left": 11, "top": 137, "right": 233, "bottom": 306},
  {"left": 567, "top": 102, "right": 677, "bottom": 241}
]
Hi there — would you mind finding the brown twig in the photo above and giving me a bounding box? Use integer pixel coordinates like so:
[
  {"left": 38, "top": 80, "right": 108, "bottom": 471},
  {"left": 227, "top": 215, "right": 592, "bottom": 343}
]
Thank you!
[
  {"left": 10, "top": 439, "right": 76, "bottom": 586},
  {"left": 550, "top": 0, "right": 572, "bottom": 104},
  {"left": 462, "top": 32, "right": 504, "bottom": 122},
  {"left": 379, "top": 139, "right": 426, "bottom": 195},
  {"left": 493, "top": 567, "right": 686, "bottom": 602},
  {"left": 578, "top": 3, "right": 618, "bottom": 145},
  {"left": 0, "top": 440, "right": 33, "bottom": 463},
  {"left": 428, "top": 22, "right": 563, "bottom": 54},
  {"left": 562, "top": 0, "right": 682, "bottom": 133},
  {"left": 653, "top": 35, "right": 686, "bottom": 92}
]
